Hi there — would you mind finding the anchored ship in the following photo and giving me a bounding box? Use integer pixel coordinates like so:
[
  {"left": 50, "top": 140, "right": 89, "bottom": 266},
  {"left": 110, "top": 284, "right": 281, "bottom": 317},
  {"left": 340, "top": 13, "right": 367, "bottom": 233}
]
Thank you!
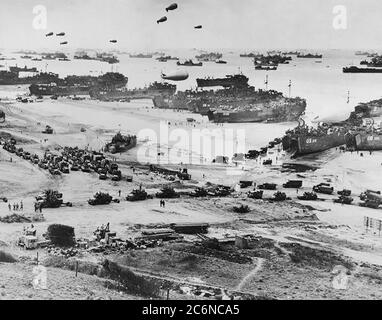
[
  {"left": 254, "top": 54, "right": 291, "bottom": 66},
  {"left": 195, "top": 52, "right": 222, "bottom": 62},
  {"left": 255, "top": 65, "right": 277, "bottom": 71},
  {"left": 297, "top": 53, "right": 323, "bottom": 59},
  {"left": 343, "top": 66, "right": 382, "bottom": 73},
  {"left": 129, "top": 53, "right": 153, "bottom": 58},
  {"left": 156, "top": 56, "right": 179, "bottom": 62},
  {"left": 177, "top": 60, "right": 202, "bottom": 67}
]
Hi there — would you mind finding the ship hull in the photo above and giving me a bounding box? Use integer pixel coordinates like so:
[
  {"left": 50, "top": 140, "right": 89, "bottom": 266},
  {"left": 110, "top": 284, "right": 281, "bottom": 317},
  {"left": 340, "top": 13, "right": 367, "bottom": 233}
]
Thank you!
[
  {"left": 343, "top": 67, "right": 382, "bottom": 73},
  {"left": 197, "top": 79, "right": 247, "bottom": 88},
  {"left": 208, "top": 101, "right": 306, "bottom": 123},
  {"left": 29, "top": 84, "right": 90, "bottom": 96},
  {"left": 196, "top": 75, "right": 249, "bottom": 88},
  {"left": 283, "top": 132, "right": 346, "bottom": 157},
  {"left": 346, "top": 132, "right": 382, "bottom": 151}
]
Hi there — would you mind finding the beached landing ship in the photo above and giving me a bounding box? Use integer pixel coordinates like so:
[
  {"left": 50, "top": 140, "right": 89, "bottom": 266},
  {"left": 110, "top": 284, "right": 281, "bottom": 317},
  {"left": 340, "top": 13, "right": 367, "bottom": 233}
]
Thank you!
[
  {"left": 0, "top": 70, "right": 60, "bottom": 86},
  {"left": 90, "top": 81, "right": 176, "bottom": 101},
  {"left": 207, "top": 96, "right": 306, "bottom": 123},
  {"left": 336, "top": 99, "right": 382, "bottom": 128},
  {"left": 345, "top": 129, "right": 382, "bottom": 151},
  {"left": 29, "top": 72, "right": 128, "bottom": 96},
  {"left": 9, "top": 66, "right": 38, "bottom": 73},
  {"left": 282, "top": 121, "right": 346, "bottom": 157},
  {"left": 166, "top": 73, "right": 306, "bottom": 123}
]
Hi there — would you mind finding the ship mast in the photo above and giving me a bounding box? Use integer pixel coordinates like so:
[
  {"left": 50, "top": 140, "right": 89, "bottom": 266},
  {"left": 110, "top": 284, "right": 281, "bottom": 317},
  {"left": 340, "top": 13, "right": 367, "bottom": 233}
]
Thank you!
[
  {"left": 288, "top": 80, "right": 292, "bottom": 98},
  {"left": 265, "top": 75, "right": 269, "bottom": 91},
  {"left": 347, "top": 90, "right": 350, "bottom": 104}
]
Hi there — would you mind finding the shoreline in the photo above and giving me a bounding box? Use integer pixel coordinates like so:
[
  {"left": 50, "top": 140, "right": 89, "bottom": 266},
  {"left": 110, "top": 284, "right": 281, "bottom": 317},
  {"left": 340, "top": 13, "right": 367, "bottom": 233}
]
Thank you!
[{"left": 1, "top": 94, "right": 382, "bottom": 300}]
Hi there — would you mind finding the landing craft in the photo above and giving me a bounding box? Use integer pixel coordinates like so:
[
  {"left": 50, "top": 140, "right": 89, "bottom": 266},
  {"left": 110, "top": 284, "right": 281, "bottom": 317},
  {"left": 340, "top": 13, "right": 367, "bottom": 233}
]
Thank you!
[
  {"left": 60, "top": 41, "right": 68, "bottom": 45},
  {"left": 157, "top": 16, "right": 167, "bottom": 24},
  {"left": 56, "top": 32, "right": 65, "bottom": 36},
  {"left": 110, "top": 40, "right": 117, "bottom": 43},
  {"left": 166, "top": 3, "right": 178, "bottom": 12},
  {"left": 194, "top": 25, "right": 202, "bottom": 29},
  {"left": 161, "top": 70, "right": 189, "bottom": 81},
  {"left": 45, "top": 32, "right": 54, "bottom": 37}
]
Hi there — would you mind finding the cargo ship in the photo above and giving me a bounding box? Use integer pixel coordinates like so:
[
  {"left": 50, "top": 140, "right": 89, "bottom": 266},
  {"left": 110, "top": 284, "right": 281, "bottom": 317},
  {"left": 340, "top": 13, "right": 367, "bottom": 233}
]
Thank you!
[
  {"left": 282, "top": 122, "right": 346, "bottom": 157},
  {"left": 29, "top": 72, "right": 128, "bottom": 96},
  {"left": 343, "top": 66, "right": 382, "bottom": 73},
  {"left": 196, "top": 74, "right": 249, "bottom": 88},
  {"left": 90, "top": 82, "right": 176, "bottom": 101}
]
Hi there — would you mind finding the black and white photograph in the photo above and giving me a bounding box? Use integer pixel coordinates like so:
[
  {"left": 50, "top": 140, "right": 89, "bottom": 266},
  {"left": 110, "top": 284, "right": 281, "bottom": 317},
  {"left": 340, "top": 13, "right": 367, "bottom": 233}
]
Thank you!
[{"left": 0, "top": 0, "right": 381, "bottom": 305}]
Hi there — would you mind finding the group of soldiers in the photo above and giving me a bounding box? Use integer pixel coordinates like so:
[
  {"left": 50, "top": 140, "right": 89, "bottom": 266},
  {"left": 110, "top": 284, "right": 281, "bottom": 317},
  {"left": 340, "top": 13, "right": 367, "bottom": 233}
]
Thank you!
[
  {"left": 34, "top": 202, "right": 43, "bottom": 213},
  {"left": 8, "top": 200, "right": 23, "bottom": 211}
]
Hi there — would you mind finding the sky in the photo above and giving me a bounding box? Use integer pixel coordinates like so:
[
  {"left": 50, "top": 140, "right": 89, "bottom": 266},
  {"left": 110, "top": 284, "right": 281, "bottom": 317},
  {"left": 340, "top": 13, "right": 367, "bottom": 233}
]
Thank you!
[{"left": 0, "top": 0, "right": 381, "bottom": 51}]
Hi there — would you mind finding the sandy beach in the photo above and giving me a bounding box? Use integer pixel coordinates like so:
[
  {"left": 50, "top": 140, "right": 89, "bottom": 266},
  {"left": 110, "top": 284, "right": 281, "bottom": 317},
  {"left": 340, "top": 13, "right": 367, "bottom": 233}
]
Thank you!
[{"left": 1, "top": 92, "right": 382, "bottom": 300}]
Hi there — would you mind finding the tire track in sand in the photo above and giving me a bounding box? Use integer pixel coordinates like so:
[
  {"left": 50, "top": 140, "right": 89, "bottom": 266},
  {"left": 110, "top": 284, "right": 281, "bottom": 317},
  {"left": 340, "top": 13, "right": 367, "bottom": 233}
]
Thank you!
[{"left": 236, "top": 257, "right": 265, "bottom": 291}]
